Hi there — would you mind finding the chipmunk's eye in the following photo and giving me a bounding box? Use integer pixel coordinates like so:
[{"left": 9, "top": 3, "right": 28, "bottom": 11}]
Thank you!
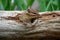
[{"left": 33, "top": 13, "right": 36, "bottom": 14}]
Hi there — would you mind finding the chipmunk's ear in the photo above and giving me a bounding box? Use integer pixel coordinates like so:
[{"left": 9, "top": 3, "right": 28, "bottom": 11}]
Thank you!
[
  {"left": 27, "top": 7, "right": 39, "bottom": 13},
  {"left": 27, "top": 7, "right": 32, "bottom": 13}
]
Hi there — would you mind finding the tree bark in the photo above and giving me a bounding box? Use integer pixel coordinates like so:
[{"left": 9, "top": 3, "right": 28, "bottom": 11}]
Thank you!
[{"left": 0, "top": 11, "right": 60, "bottom": 40}]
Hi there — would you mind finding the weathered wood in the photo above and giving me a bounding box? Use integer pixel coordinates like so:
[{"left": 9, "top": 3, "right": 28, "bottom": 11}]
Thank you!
[{"left": 0, "top": 11, "right": 60, "bottom": 40}]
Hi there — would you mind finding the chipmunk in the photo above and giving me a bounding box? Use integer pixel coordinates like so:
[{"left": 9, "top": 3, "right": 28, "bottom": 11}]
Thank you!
[
  {"left": 5, "top": 8, "right": 40, "bottom": 27},
  {"left": 19, "top": 8, "right": 40, "bottom": 23},
  {"left": 19, "top": 8, "right": 41, "bottom": 28}
]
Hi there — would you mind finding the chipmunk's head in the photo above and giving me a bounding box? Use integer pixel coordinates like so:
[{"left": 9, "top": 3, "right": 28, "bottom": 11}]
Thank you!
[
  {"left": 27, "top": 7, "right": 40, "bottom": 17},
  {"left": 27, "top": 7, "right": 38, "bottom": 14},
  {"left": 26, "top": 8, "right": 40, "bottom": 23}
]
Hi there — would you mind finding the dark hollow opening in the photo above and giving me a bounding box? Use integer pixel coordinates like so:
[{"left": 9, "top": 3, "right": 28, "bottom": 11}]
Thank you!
[
  {"left": 52, "top": 15, "right": 56, "bottom": 17},
  {"left": 30, "top": 18, "right": 36, "bottom": 23}
]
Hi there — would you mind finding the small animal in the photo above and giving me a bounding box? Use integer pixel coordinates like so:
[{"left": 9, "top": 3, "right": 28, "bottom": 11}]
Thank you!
[
  {"left": 6, "top": 8, "right": 40, "bottom": 23},
  {"left": 4, "top": 8, "right": 40, "bottom": 28}
]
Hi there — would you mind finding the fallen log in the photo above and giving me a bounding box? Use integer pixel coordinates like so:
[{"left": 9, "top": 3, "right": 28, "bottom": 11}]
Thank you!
[{"left": 0, "top": 11, "right": 60, "bottom": 40}]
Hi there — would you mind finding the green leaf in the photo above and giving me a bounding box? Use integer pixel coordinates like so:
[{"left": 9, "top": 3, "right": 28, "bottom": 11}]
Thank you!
[
  {"left": 4, "top": 0, "right": 11, "bottom": 10},
  {"left": 45, "top": 0, "right": 51, "bottom": 11},
  {"left": 1, "top": 0, "right": 7, "bottom": 9},
  {"left": 26, "top": 0, "right": 34, "bottom": 8},
  {"left": 47, "top": 0, "right": 58, "bottom": 11},
  {"left": 37, "top": 0, "right": 47, "bottom": 12},
  {"left": 0, "top": 0, "right": 4, "bottom": 10},
  {"left": 14, "top": 0, "right": 27, "bottom": 10},
  {"left": 52, "top": 0, "right": 58, "bottom": 6},
  {"left": 10, "top": 0, "right": 16, "bottom": 10},
  {"left": 57, "top": 0, "right": 60, "bottom": 10}
]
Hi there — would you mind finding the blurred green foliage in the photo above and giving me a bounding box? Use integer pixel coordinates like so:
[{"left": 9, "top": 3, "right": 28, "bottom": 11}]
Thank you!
[
  {"left": 0, "top": 0, "right": 34, "bottom": 10},
  {"left": 37, "top": 0, "right": 60, "bottom": 12},
  {"left": 0, "top": 0, "right": 60, "bottom": 12}
]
